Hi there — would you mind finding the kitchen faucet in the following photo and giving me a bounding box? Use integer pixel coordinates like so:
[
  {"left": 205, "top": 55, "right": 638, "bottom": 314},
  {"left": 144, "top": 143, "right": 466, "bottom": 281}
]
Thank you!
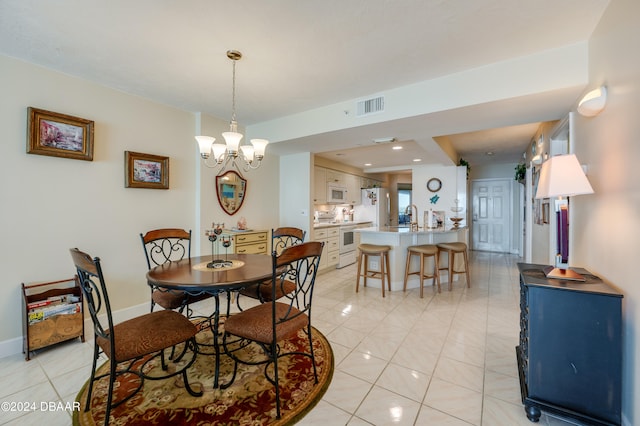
[{"left": 405, "top": 204, "right": 419, "bottom": 231}]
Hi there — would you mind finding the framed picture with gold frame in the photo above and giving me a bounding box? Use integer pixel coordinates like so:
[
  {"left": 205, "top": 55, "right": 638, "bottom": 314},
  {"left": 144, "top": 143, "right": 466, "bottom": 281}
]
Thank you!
[
  {"left": 27, "top": 107, "right": 94, "bottom": 161},
  {"left": 124, "top": 151, "right": 169, "bottom": 189}
]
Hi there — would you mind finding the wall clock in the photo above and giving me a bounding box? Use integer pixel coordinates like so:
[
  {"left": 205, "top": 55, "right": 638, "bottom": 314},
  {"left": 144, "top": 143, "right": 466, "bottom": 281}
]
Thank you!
[{"left": 427, "top": 178, "right": 442, "bottom": 192}]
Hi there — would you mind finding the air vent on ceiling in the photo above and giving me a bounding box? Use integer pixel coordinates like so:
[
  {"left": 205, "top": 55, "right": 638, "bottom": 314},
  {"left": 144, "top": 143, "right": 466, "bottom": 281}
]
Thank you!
[{"left": 356, "top": 96, "right": 385, "bottom": 117}]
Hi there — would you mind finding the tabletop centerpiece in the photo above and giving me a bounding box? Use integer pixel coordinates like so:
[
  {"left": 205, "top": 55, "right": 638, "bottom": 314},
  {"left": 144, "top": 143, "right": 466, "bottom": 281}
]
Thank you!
[
  {"left": 205, "top": 222, "right": 233, "bottom": 268},
  {"left": 450, "top": 199, "right": 464, "bottom": 228}
]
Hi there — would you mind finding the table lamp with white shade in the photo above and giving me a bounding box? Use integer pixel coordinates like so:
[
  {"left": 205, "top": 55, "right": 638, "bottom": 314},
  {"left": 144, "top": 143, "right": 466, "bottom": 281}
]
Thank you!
[{"left": 535, "top": 154, "right": 594, "bottom": 281}]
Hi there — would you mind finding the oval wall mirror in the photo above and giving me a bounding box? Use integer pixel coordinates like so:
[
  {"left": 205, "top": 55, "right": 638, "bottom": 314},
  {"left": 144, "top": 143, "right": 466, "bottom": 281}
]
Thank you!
[{"left": 215, "top": 170, "right": 247, "bottom": 215}]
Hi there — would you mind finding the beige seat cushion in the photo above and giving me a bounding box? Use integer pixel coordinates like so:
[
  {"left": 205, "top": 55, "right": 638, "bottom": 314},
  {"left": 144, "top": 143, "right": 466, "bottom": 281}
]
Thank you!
[
  {"left": 358, "top": 244, "right": 392, "bottom": 254},
  {"left": 408, "top": 244, "right": 438, "bottom": 255},
  {"left": 437, "top": 242, "right": 467, "bottom": 252}
]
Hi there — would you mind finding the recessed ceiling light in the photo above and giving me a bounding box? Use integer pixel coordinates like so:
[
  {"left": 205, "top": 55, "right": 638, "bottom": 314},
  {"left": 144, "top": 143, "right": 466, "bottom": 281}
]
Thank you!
[
  {"left": 413, "top": 158, "right": 422, "bottom": 162},
  {"left": 392, "top": 146, "right": 403, "bottom": 150},
  {"left": 486, "top": 151, "right": 494, "bottom": 156},
  {"left": 364, "top": 163, "right": 372, "bottom": 166}
]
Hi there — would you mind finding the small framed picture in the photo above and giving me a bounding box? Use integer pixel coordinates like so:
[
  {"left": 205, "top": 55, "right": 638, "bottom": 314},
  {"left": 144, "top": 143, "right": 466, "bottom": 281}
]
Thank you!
[
  {"left": 27, "top": 107, "right": 94, "bottom": 161},
  {"left": 124, "top": 151, "right": 169, "bottom": 189}
]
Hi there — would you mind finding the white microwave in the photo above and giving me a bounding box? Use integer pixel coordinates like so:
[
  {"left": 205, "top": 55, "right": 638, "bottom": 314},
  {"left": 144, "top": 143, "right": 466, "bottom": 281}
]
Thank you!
[{"left": 327, "top": 184, "right": 348, "bottom": 203}]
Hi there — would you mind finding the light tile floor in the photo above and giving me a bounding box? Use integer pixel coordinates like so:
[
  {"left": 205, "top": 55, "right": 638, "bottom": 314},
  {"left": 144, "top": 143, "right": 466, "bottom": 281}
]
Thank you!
[{"left": 0, "top": 251, "right": 584, "bottom": 425}]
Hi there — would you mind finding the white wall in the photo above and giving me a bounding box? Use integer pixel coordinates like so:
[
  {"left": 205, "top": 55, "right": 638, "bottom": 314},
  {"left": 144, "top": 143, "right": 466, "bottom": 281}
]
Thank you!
[
  {"left": 412, "top": 165, "right": 460, "bottom": 227},
  {"left": 280, "top": 153, "right": 312, "bottom": 237},
  {"left": 195, "top": 114, "right": 280, "bottom": 255},
  {"left": 0, "top": 55, "right": 196, "bottom": 345},
  {"left": 0, "top": 55, "right": 281, "bottom": 353},
  {"left": 571, "top": 0, "right": 640, "bottom": 422}
]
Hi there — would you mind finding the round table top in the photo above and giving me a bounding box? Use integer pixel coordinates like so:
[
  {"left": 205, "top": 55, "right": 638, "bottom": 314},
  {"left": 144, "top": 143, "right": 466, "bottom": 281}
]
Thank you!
[{"left": 146, "top": 254, "right": 273, "bottom": 293}]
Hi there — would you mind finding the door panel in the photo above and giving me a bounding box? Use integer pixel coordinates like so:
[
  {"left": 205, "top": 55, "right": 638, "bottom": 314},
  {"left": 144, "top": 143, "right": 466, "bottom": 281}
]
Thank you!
[{"left": 472, "top": 179, "right": 511, "bottom": 252}]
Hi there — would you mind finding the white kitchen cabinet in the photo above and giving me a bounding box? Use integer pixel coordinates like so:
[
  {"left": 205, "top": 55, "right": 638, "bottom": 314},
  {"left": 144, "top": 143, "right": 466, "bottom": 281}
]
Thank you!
[
  {"left": 313, "top": 226, "right": 340, "bottom": 270},
  {"left": 344, "top": 173, "right": 362, "bottom": 205},
  {"left": 325, "top": 170, "right": 345, "bottom": 186},
  {"left": 313, "top": 166, "right": 327, "bottom": 204}
]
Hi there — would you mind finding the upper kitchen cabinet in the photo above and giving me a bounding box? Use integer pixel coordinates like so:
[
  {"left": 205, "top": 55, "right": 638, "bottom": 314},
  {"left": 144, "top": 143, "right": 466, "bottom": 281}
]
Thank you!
[
  {"left": 326, "top": 169, "right": 345, "bottom": 186},
  {"left": 313, "top": 166, "right": 327, "bottom": 204},
  {"left": 345, "top": 173, "right": 362, "bottom": 205}
]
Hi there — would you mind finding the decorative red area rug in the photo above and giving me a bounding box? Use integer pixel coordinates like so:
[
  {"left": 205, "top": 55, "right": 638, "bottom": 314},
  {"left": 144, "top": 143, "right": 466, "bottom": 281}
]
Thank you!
[{"left": 74, "top": 322, "right": 333, "bottom": 425}]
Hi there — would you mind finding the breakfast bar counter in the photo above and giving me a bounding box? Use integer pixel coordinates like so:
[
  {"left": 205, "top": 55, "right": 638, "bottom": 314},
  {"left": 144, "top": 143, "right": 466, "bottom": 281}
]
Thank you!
[{"left": 355, "top": 226, "right": 468, "bottom": 292}]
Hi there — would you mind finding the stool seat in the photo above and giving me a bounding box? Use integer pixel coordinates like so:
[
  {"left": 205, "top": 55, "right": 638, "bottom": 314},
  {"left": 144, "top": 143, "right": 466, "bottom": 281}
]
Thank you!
[
  {"left": 359, "top": 244, "right": 392, "bottom": 254},
  {"left": 437, "top": 242, "right": 470, "bottom": 290},
  {"left": 356, "top": 244, "right": 392, "bottom": 297},
  {"left": 404, "top": 244, "right": 440, "bottom": 296},
  {"left": 408, "top": 245, "right": 438, "bottom": 255},
  {"left": 436, "top": 242, "right": 467, "bottom": 251}
]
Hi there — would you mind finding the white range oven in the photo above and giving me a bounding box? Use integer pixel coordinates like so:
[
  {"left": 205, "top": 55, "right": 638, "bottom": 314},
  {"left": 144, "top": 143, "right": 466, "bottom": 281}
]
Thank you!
[{"left": 337, "top": 225, "right": 357, "bottom": 268}]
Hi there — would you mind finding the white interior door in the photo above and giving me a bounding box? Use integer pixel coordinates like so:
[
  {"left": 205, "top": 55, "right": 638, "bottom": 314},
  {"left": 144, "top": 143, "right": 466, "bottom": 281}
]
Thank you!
[{"left": 472, "top": 179, "right": 511, "bottom": 252}]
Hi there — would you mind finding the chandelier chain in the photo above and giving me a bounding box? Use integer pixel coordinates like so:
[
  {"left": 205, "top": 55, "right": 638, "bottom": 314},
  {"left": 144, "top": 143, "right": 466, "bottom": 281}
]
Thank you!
[{"left": 231, "top": 58, "right": 237, "bottom": 125}]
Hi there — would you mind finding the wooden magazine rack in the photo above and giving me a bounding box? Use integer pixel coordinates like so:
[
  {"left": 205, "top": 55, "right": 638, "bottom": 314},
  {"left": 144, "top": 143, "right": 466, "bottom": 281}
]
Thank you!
[{"left": 22, "top": 277, "right": 85, "bottom": 360}]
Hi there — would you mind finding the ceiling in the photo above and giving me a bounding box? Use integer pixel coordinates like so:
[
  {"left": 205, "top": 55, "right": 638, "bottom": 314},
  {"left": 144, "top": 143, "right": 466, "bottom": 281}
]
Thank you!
[{"left": 0, "top": 0, "right": 610, "bottom": 171}]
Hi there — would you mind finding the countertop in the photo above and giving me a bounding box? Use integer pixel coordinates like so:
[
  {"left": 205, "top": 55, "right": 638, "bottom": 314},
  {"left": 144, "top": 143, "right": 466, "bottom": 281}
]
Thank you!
[
  {"left": 356, "top": 226, "right": 466, "bottom": 234},
  {"left": 313, "top": 221, "right": 372, "bottom": 229}
]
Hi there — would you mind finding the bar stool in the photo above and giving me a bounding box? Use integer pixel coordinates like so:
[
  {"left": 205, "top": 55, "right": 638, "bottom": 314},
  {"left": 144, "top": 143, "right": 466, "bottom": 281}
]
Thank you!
[
  {"left": 437, "top": 242, "right": 470, "bottom": 291},
  {"left": 356, "top": 244, "right": 392, "bottom": 297},
  {"left": 403, "top": 244, "right": 440, "bottom": 297}
]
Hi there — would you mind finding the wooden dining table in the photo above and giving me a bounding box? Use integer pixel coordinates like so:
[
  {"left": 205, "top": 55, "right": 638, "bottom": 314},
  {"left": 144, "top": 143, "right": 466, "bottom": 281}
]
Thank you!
[{"left": 146, "top": 253, "right": 273, "bottom": 387}]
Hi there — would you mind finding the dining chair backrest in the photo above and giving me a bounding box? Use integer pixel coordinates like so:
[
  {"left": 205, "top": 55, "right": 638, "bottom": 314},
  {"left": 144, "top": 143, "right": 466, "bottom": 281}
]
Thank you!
[
  {"left": 271, "top": 227, "right": 306, "bottom": 255},
  {"left": 140, "top": 228, "right": 191, "bottom": 269},
  {"left": 69, "top": 248, "right": 114, "bottom": 348},
  {"left": 272, "top": 241, "right": 323, "bottom": 324}
]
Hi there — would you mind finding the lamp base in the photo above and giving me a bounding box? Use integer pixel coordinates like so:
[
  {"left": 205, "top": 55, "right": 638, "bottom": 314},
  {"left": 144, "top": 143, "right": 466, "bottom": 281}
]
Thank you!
[{"left": 542, "top": 266, "right": 586, "bottom": 282}]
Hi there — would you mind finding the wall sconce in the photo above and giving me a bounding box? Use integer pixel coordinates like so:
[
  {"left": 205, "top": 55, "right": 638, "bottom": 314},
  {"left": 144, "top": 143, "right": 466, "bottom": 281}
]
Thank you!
[{"left": 577, "top": 86, "right": 607, "bottom": 117}]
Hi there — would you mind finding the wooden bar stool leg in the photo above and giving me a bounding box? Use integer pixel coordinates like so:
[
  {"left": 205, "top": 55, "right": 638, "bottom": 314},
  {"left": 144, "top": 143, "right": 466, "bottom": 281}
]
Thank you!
[
  {"left": 366, "top": 253, "right": 371, "bottom": 288},
  {"left": 380, "top": 251, "right": 385, "bottom": 298},
  {"left": 403, "top": 251, "right": 411, "bottom": 292},
  {"left": 434, "top": 252, "right": 441, "bottom": 293},
  {"left": 356, "top": 249, "right": 362, "bottom": 293},
  {"left": 448, "top": 250, "right": 454, "bottom": 291},
  {"left": 417, "top": 253, "right": 424, "bottom": 298},
  {"left": 385, "top": 251, "right": 391, "bottom": 293},
  {"left": 463, "top": 249, "right": 470, "bottom": 288}
]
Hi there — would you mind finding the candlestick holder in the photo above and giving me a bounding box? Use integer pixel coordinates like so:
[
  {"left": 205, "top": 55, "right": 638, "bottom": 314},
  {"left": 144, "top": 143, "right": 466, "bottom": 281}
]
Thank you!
[{"left": 205, "top": 223, "right": 233, "bottom": 268}]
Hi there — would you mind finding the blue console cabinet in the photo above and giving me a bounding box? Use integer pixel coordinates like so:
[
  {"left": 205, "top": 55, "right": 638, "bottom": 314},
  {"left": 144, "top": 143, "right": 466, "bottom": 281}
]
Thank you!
[{"left": 516, "top": 263, "right": 622, "bottom": 426}]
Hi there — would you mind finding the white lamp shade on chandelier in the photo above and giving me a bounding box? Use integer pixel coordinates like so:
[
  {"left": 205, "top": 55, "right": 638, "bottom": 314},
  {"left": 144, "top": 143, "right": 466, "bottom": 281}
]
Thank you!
[
  {"left": 195, "top": 50, "right": 268, "bottom": 171},
  {"left": 535, "top": 154, "right": 594, "bottom": 199}
]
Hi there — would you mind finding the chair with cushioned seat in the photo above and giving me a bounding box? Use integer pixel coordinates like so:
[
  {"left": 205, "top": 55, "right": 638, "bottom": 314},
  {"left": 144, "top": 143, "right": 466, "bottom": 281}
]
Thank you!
[
  {"left": 221, "top": 241, "right": 323, "bottom": 419},
  {"left": 356, "top": 243, "right": 392, "bottom": 297},
  {"left": 437, "top": 242, "right": 470, "bottom": 290},
  {"left": 141, "top": 228, "right": 211, "bottom": 315},
  {"left": 70, "top": 248, "right": 201, "bottom": 426},
  {"left": 403, "top": 244, "right": 440, "bottom": 297},
  {"left": 237, "top": 227, "right": 306, "bottom": 307}
]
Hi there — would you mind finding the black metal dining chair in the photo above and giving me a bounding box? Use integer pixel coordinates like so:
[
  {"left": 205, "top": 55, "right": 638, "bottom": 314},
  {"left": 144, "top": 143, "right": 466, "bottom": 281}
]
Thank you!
[
  {"left": 69, "top": 248, "right": 202, "bottom": 425},
  {"left": 221, "top": 241, "right": 323, "bottom": 419},
  {"left": 236, "top": 227, "right": 306, "bottom": 308},
  {"left": 140, "top": 228, "right": 212, "bottom": 316}
]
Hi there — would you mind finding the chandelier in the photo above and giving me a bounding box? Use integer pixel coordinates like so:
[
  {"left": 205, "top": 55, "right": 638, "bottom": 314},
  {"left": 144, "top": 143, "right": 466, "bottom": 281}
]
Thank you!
[{"left": 195, "top": 50, "right": 268, "bottom": 171}]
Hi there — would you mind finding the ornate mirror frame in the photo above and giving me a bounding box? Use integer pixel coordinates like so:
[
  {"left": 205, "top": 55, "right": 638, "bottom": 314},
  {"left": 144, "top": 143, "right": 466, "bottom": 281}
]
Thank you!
[{"left": 215, "top": 170, "right": 247, "bottom": 215}]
